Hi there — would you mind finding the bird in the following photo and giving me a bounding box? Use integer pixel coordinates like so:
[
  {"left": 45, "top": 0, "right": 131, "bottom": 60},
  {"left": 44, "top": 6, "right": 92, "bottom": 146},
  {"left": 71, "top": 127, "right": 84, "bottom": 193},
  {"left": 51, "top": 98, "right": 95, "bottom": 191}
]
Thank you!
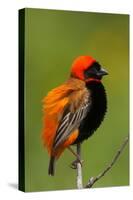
[{"left": 42, "top": 55, "right": 108, "bottom": 176}]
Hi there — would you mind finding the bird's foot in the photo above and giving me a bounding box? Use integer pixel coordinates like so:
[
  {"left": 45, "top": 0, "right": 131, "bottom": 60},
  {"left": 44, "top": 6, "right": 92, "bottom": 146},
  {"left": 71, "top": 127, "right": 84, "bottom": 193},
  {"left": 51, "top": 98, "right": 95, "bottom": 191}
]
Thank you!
[{"left": 70, "top": 159, "right": 84, "bottom": 169}]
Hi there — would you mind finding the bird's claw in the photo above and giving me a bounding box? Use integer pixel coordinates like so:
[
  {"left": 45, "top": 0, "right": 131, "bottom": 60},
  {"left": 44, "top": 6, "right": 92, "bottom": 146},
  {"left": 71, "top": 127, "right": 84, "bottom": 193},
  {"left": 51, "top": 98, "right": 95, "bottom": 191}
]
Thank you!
[{"left": 70, "top": 159, "right": 84, "bottom": 169}]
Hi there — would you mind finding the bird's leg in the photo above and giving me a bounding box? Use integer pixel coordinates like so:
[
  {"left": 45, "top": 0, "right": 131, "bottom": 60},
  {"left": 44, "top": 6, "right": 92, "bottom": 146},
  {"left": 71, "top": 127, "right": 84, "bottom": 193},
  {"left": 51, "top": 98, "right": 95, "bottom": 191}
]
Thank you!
[
  {"left": 67, "top": 146, "right": 84, "bottom": 169},
  {"left": 67, "top": 146, "right": 81, "bottom": 160}
]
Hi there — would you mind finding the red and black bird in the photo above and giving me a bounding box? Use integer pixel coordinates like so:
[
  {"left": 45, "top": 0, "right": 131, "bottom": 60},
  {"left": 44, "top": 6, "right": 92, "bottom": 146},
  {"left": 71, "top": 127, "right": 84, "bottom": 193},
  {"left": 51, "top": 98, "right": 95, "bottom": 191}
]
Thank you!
[{"left": 42, "top": 56, "right": 108, "bottom": 175}]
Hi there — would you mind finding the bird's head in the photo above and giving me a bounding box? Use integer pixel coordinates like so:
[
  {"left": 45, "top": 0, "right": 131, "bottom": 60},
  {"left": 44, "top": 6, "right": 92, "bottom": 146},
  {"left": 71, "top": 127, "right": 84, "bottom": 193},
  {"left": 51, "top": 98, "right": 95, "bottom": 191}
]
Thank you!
[{"left": 71, "top": 56, "right": 108, "bottom": 83}]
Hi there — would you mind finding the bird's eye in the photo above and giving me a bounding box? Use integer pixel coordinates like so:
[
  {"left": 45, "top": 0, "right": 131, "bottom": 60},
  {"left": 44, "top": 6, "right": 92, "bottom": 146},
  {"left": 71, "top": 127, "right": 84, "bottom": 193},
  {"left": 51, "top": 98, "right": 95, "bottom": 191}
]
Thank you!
[
  {"left": 92, "top": 62, "right": 101, "bottom": 71},
  {"left": 84, "top": 62, "right": 102, "bottom": 79}
]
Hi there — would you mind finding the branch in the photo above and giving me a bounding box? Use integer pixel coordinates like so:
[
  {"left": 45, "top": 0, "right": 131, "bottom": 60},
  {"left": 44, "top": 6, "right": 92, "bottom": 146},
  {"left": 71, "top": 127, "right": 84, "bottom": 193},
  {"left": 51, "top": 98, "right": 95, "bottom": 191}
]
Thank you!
[
  {"left": 76, "top": 143, "right": 83, "bottom": 189},
  {"left": 85, "top": 136, "right": 129, "bottom": 188}
]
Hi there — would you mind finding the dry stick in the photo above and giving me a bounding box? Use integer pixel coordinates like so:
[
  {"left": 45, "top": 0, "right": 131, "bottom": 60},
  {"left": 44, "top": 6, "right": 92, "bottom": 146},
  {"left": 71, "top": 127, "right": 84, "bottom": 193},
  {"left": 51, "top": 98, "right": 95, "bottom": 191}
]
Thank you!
[
  {"left": 85, "top": 136, "right": 129, "bottom": 188},
  {"left": 77, "top": 143, "right": 83, "bottom": 189}
]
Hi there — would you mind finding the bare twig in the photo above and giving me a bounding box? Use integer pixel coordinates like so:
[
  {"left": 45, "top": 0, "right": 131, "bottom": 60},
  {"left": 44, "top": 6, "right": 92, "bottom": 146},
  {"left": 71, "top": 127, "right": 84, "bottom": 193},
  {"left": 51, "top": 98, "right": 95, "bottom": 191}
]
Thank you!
[
  {"left": 77, "top": 143, "right": 83, "bottom": 189},
  {"left": 85, "top": 136, "right": 129, "bottom": 188}
]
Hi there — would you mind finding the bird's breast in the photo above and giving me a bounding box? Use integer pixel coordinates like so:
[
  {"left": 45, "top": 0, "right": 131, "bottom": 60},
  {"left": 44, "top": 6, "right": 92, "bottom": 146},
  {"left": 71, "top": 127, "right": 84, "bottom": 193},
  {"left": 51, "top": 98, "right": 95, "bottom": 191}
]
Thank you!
[{"left": 73, "top": 81, "right": 107, "bottom": 144}]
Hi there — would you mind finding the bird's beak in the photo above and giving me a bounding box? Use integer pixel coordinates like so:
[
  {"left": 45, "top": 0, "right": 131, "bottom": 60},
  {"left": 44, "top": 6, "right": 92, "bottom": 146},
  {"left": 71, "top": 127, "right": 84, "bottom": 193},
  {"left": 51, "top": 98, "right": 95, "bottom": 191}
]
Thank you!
[{"left": 97, "top": 68, "right": 108, "bottom": 76}]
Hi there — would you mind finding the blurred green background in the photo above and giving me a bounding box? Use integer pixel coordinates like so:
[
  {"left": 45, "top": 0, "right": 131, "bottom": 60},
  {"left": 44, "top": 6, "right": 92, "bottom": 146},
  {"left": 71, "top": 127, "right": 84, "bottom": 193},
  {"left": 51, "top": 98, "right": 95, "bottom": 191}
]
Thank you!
[{"left": 24, "top": 8, "right": 129, "bottom": 192}]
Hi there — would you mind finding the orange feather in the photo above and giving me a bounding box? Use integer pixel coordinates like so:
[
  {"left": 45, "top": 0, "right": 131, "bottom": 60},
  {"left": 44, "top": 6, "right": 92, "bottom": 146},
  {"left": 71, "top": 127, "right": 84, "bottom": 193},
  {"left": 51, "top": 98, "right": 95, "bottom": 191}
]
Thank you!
[{"left": 42, "top": 78, "right": 88, "bottom": 158}]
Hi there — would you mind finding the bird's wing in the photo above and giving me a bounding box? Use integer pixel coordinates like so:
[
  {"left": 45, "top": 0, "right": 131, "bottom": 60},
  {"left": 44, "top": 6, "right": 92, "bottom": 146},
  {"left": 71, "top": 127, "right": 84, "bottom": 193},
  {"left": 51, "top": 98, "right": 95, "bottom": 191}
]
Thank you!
[
  {"left": 53, "top": 99, "right": 90, "bottom": 150},
  {"left": 43, "top": 78, "right": 91, "bottom": 154}
]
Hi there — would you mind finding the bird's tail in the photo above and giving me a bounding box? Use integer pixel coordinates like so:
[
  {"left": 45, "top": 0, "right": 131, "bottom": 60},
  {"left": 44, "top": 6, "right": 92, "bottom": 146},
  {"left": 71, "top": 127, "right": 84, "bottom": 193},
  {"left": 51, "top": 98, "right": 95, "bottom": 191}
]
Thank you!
[{"left": 48, "top": 156, "right": 55, "bottom": 176}]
